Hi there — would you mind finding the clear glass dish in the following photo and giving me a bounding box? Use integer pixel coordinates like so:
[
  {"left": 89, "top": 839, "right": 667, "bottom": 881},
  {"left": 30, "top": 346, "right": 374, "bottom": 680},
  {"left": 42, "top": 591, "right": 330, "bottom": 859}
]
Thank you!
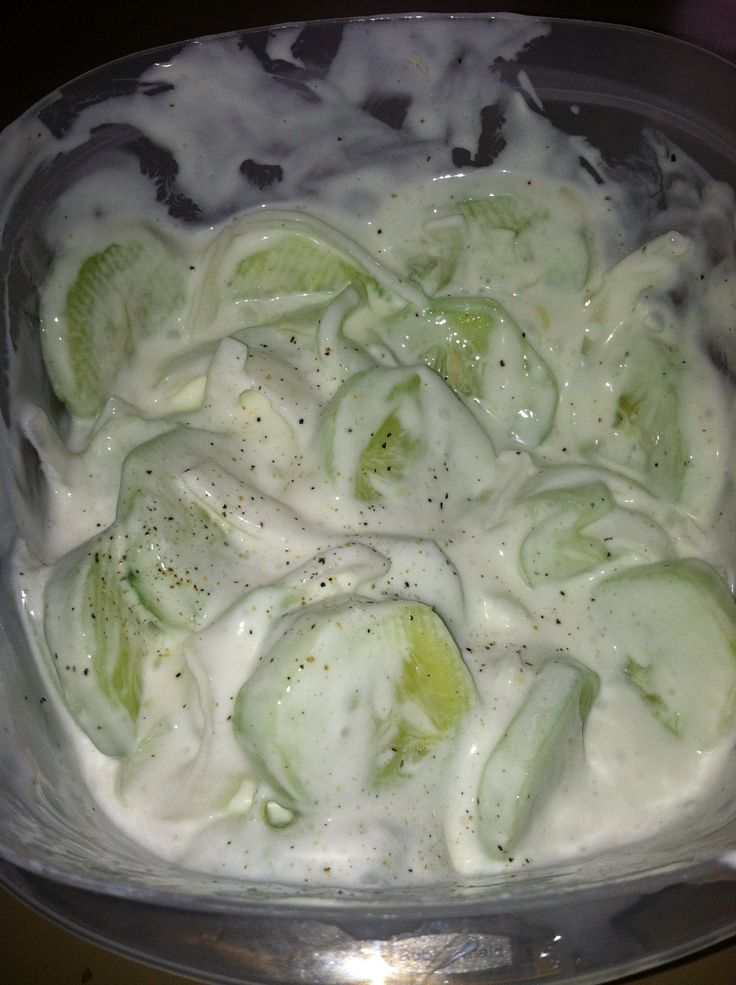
[{"left": 0, "top": 13, "right": 735, "bottom": 984}]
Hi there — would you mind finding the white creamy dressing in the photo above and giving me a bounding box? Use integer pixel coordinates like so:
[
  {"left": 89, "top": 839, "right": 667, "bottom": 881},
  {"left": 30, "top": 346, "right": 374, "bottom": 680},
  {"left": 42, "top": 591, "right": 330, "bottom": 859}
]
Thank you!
[{"left": 10, "top": 18, "right": 736, "bottom": 887}]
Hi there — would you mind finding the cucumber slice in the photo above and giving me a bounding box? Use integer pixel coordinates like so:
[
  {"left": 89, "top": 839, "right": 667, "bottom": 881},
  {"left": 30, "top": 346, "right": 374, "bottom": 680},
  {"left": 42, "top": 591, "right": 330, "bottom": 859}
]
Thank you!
[
  {"left": 519, "top": 481, "right": 615, "bottom": 585},
  {"left": 587, "top": 231, "right": 689, "bottom": 334},
  {"left": 426, "top": 299, "right": 557, "bottom": 450},
  {"left": 115, "top": 428, "right": 270, "bottom": 631},
  {"left": 584, "top": 335, "right": 685, "bottom": 503},
  {"left": 582, "top": 233, "right": 694, "bottom": 503},
  {"left": 40, "top": 228, "right": 185, "bottom": 418},
  {"left": 424, "top": 193, "right": 590, "bottom": 293},
  {"left": 477, "top": 658, "right": 599, "bottom": 858},
  {"left": 120, "top": 487, "right": 236, "bottom": 630},
  {"left": 354, "top": 374, "right": 422, "bottom": 501},
  {"left": 457, "top": 195, "right": 542, "bottom": 235},
  {"left": 320, "top": 364, "right": 497, "bottom": 509},
  {"left": 232, "top": 598, "right": 476, "bottom": 813},
  {"left": 516, "top": 214, "right": 590, "bottom": 290},
  {"left": 231, "top": 231, "right": 361, "bottom": 300},
  {"left": 405, "top": 215, "right": 465, "bottom": 295},
  {"left": 195, "top": 214, "right": 402, "bottom": 339},
  {"left": 596, "top": 559, "right": 736, "bottom": 749},
  {"left": 43, "top": 528, "right": 184, "bottom": 756},
  {"left": 611, "top": 337, "right": 684, "bottom": 501},
  {"left": 382, "top": 297, "right": 557, "bottom": 450}
]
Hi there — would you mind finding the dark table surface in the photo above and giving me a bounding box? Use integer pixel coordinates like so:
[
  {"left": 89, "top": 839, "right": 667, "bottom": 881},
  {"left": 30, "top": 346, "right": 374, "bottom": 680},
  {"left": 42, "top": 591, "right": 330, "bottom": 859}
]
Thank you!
[{"left": 3, "top": 2, "right": 736, "bottom": 983}]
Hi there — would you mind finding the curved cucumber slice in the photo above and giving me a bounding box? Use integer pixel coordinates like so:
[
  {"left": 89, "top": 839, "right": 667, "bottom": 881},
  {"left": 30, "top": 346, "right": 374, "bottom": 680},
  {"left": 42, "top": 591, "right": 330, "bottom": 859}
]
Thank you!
[
  {"left": 231, "top": 231, "right": 361, "bottom": 300},
  {"left": 596, "top": 559, "right": 736, "bottom": 749},
  {"left": 608, "top": 337, "right": 684, "bottom": 501},
  {"left": 519, "top": 481, "right": 615, "bottom": 585},
  {"left": 320, "top": 364, "right": 496, "bottom": 507},
  {"left": 416, "top": 192, "right": 590, "bottom": 294},
  {"left": 581, "top": 333, "right": 686, "bottom": 503},
  {"left": 195, "top": 214, "right": 402, "bottom": 338},
  {"left": 477, "top": 658, "right": 599, "bottom": 858},
  {"left": 40, "top": 228, "right": 184, "bottom": 417},
  {"left": 232, "top": 598, "right": 476, "bottom": 812},
  {"left": 382, "top": 298, "right": 557, "bottom": 450},
  {"left": 457, "top": 195, "right": 542, "bottom": 235},
  {"left": 583, "top": 233, "right": 693, "bottom": 503},
  {"left": 43, "top": 528, "right": 184, "bottom": 756},
  {"left": 354, "top": 374, "right": 422, "bottom": 501},
  {"left": 405, "top": 215, "right": 465, "bottom": 295},
  {"left": 116, "top": 428, "right": 264, "bottom": 631}
]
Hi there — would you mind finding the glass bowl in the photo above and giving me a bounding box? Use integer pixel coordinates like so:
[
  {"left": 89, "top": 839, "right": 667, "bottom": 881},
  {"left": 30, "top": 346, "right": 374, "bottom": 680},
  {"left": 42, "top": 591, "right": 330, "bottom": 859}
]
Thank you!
[{"left": 0, "top": 13, "right": 735, "bottom": 985}]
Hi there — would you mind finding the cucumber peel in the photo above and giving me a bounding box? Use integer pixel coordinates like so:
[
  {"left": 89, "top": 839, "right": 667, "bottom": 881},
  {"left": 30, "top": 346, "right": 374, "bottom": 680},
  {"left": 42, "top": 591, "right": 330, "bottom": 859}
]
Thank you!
[{"left": 477, "top": 657, "right": 599, "bottom": 858}]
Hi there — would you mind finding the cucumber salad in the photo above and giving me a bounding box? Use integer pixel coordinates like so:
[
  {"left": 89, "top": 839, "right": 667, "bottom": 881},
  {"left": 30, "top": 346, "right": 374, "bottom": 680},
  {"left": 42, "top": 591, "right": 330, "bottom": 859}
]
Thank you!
[{"left": 12, "top": 56, "right": 736, "bottom": 886}]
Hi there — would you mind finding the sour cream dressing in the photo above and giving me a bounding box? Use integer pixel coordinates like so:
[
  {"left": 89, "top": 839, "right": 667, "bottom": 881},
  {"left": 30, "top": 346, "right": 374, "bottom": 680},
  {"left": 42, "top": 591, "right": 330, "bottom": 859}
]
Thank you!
[{"left": 10, "top": 19, "right": 736, "bottom": 887}]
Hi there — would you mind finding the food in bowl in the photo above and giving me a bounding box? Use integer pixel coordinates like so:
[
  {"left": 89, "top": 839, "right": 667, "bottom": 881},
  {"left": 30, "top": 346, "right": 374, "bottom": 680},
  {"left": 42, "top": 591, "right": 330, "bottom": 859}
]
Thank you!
[{"left": 9, "top": 15, "right": 736, "bottom": 891}]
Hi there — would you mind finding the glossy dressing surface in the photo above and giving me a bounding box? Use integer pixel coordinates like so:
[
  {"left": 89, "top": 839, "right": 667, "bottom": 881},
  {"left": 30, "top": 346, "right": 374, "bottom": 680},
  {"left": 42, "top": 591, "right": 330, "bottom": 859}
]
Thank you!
[{"left": 5, "top": 16, "right": 736, "bottom": 897}]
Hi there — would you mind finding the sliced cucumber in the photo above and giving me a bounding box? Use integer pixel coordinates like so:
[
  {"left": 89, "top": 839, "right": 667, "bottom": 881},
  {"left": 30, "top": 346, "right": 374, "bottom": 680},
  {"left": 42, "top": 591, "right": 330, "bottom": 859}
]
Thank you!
[
  {"left": 581, "top": 232, "right": 694, "bottom": 503},
  {"left": 195, "top": 213, "right": 403, "bottom": 339},
  {"left": 320, "top": 364, "right": 497, "bottom": 509},
  {"left": 381, "top": 297, "right": 557, "bottom": 450},
  {"left": 40, "top": 227, "right": 185, "bottom": 418},
  {"left": 354, "top": 374, "right": 422, "bottom": 501},
  {"left": 614, "top": 337, "right": 684, "bottom": 500},
  {"left": 457, "top": 195, "right": 542, "bottom": 235},
  {"left": 519, "top": 481, "right": 615, "bottom": 585},
  {"left": 595, "top": 336, "right": 686, "bottom": 502},
  {"left": 231, "top": 231, "right": 361, "bottom": 300},
  {"left": 477, "top": 657, "right": 599, "bottom": 858},
  {"left": 434, "top": 192, "right": 590, "bottom": 293},
  {"left": 404, "top": 215, "right": 466, "bottom": 295},
  {"left": 232, "top": 598, "right": 477, "bottom": 813},
  {"left": 43, "top": 528, "right": 185, "bottom": 756},
  {"left": 596, "top": 559, "right": 736, "bottom": 749},
  {"left": 115, "top": 426, "right": 291, "bottom": 631}
]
